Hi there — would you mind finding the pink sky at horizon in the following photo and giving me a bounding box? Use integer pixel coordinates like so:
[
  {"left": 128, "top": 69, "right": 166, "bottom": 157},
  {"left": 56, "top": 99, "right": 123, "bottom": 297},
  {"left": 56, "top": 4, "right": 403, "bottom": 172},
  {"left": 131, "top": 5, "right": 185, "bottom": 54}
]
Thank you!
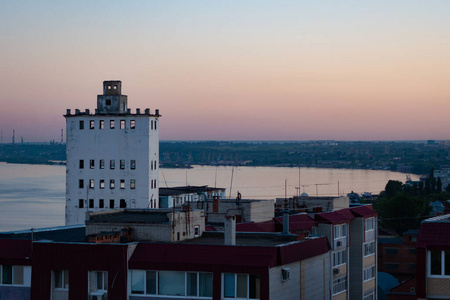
[{"left": 1, "top": 1, "right": 450, "bottom": 142}]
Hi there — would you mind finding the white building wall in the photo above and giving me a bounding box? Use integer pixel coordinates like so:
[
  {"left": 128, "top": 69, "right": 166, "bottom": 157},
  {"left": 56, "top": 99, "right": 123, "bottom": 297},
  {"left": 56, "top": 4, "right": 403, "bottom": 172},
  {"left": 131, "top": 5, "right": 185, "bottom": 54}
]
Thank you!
[
  {"left": 269, "top": 261, "right": 301, "bottom": 299},
  {"left": 302, "top": 252, "right": 331, "bottom": 300}
]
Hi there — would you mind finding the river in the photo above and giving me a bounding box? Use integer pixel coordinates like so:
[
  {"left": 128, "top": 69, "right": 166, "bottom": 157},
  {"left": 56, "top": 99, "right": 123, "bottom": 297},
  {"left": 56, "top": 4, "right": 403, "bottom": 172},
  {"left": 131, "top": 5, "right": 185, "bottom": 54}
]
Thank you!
[{"left": 0, "top": 163, "right": 420, "bottom": 232}]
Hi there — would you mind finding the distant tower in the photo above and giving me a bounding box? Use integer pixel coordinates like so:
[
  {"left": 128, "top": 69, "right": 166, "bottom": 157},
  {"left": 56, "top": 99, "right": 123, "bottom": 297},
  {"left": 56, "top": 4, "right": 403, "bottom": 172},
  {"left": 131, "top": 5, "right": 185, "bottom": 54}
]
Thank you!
[
  {"left": 60, "top": 129, "right": 64, "bottom": 144},
  {"left": 64, "top": 81, "right": 161, "bottom": 225},
  {"left": 12, "top": 129, "right": 15, "bottom": 144}
]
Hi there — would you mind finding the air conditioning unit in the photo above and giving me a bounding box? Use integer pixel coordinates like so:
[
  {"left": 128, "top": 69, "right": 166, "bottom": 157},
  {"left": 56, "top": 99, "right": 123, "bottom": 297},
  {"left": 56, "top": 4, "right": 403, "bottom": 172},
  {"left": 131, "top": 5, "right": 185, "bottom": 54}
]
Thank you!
[
  {"left": 336, "top": 241, "right": 342, "bottom": 247},
  {"left": 89, "top": 291, "right": 107, "bottom": 300},
  {"left": 333, "top": 268, "right": 340, "bottom": 275},
  {"left": 282, "top": 268, "right": 291, "bottom": 281}
]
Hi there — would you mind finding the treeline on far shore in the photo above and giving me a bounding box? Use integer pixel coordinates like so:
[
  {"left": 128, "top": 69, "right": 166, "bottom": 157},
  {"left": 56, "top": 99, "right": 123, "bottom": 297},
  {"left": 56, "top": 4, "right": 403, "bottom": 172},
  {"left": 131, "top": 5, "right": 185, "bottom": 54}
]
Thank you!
[{"left": 0, "top": 140, "right": 448, "bottom": 174}]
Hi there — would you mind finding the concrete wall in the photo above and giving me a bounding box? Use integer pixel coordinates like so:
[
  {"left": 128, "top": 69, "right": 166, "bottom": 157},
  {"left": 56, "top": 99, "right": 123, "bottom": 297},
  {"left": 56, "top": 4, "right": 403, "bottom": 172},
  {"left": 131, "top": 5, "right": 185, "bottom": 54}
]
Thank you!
[
  {"left": 269, "top": 261, "right": 301, "bottom": 299},
  {"left": 203, "top": 199, "right": 273, "bottom": 224},
  {"left": 65, "top": 113, "right": 159, "bottom": 225},
  {"left": 0, "top": 286, "right": 31, "bottom": 300},
  {"left": 86, "top": 210, "right": 205, "bottom": 242},
  {"left": 302, "top": 252, "right": 331, "bottom": 300},
  {"left": 249, "top": 200, "right": 275, "bottom": 223}
]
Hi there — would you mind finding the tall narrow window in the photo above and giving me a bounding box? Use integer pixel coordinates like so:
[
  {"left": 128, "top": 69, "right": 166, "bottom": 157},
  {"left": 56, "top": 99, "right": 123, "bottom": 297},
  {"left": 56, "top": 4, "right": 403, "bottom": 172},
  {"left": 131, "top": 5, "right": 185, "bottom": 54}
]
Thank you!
[
  {"left": 99, "top": 120, "right": 104, "bottom": 129},
  {"left": 79, "top": 120, "right": 84, "bottom": 130},
  {"left": 120, "top": 120, "right": 125, "bottom": 129},
  {"left": 120, "top": 179, "right": 125, "bottom": 189},
  {"left": 120, "top": 199, "right": 126, "bottom": 208},
  {"left": 151, "top": 120, "right": 154, "bottom": 130},
  {"left": 130, "top": 179, "right": 136, "bottom": 189},
  {"left": 110, "top": 180, "right": 115, "bottom": 189},
  {"left": 100, "top": 159, "right": 104, "bottom": 169},
  {"left": 79, "top": 160, "right": 84, "bottom": 169},
  {"left": 130, "top": 120, "right": 136, "bottom": 129},
  {"left": 79, "top": 199, "right": 84, "bottom": 208},
  {"left": 89, "top": 199, "right": 94, "bottom": 208},
  {"left": 100, "top": 180, "right": 105, "bottom": 189},
  {"left": 89, "top": 179, "right": 94, "bottom": 189},
  {"left": 155, "top": 120, "right": 157, "bottom": 130},
  {"left": 110, "top": 120, "right": 115, "bottom": 129},
  {"left": 79, "top": 179, "right": 84, "bottom": 189},
  {"left": 110, "top": 160, "right": 115, "bottom": 169},
  {"left": 90, "top": 120, "right": 95, "bottom": 129},
  {"left": 99, "top": 199, "right": 104, "bottom": 208},
  {"left": 109, "top": 199, "right": 114, "bottom": 208},
  {"left": 120, "top": 160, "right": 125, "bottom": 169},
  {"left": 53, "top": 270, "right": 69, "bottom": 290},
  {"left": 90, "top": 159, "right": 95, "bottom": 169},
  {"left": 131, "top": 160, "right": 136, "bottom": 170}
]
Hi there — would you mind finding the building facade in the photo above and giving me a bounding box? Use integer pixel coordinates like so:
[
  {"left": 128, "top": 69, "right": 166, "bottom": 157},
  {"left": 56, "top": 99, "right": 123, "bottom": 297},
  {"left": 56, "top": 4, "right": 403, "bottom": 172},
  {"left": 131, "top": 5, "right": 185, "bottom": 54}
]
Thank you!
[{"left": 65, "top": 81, "right": 160, "bottom": 225}]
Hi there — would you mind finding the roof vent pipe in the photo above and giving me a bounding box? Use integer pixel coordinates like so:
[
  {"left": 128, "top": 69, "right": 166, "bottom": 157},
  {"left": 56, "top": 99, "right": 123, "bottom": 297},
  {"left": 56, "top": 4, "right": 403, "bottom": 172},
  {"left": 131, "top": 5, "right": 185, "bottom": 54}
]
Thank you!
[
  {"left": 225, "top": 216, "right": 236, "bottom": 245},
  {"left": 283, "top": 210, "right": 290, "bottom": 235}
]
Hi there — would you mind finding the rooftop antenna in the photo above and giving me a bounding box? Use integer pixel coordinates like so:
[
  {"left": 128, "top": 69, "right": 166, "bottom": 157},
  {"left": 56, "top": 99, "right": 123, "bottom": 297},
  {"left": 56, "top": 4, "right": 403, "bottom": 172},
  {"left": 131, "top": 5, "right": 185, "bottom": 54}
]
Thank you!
[{"left": 229, "top": 166, "right": 235, "bottom": 199}]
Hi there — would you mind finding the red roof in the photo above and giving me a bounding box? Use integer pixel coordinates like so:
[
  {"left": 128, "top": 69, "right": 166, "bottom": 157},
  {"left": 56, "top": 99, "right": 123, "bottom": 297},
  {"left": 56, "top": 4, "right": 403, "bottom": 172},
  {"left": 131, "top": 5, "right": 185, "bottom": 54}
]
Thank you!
[
  {"left": 417, "top": 222, "right": 450, "bottom": 248},
  {"left": 236, "top": 220, "right": 277, "bottom": 233},
  {"left": 129, "top": 237, "right": 329, "bottom": 270},
  {"left": 0, "top": 239, "right": 32, "bottom": 265},
  {"left": 350, "top": 206, "right": 378, "bottom": 218},
  {"left": 274, "top": 213, "right": 317, "bottom": 232},
  {"left": 314, "top": 209, "right": 354, "bottom": 224}
]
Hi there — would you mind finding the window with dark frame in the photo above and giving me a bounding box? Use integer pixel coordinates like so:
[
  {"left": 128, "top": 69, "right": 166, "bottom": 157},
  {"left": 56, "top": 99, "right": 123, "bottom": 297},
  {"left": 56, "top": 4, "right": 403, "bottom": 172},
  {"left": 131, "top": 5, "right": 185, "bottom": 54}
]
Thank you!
[
  {"left": 89, "top": 179, "right": 94, "bottom": 189},
  {"left": 120, "top": 120, "right": 125, "bottom": 129},
  {"left": 110, "top": 160, "right": 115, "bottom": 169},
  {"left": 79, "top": 120, "right": 84, "bottom": 130},
  {"left": 110, "top": 199, "right": 114, "bottom": 208},
  {"left": 120, "top": 160, "right": 125, "bottom": 169},
  {"left": 79, "top": 179, "right": 84, "bottom": 189},
  {"left": 99, "top": 120, "right": 104, "bottom": 129},
  {"left": 89, "top": 199, "right": 94, "bottom": 208},
  {"left": 110, "top": 120, "right": 115, "bottom": 129},
  {"left": 130, "top": 179, "right": 135, "bottom": 189},
  {"left": 90, "top": 120, "right": 94, "bottom": 129},
  {"left": 79, "top": 160, "right": 84, "bottom": 169},
  {"left": 131, "top": 160, "right": 136, "bottom": 170},
  {"left": 90, "top": 160, "right": 95, "bottom": 169},
  {"left": 110, "top": 180, "right": 115, "bottom": 189},
  {"left": 99, "top": 199, "right": 104, "bottom": 208},
  {"left": 100, "top": 180, "right": 105, "bottom": 189},
  {"left": 120, "top": 199, "right": 126, "bottom": 208},
  {"left": 79, "top": 199, "right": 84, "bottom": 208},
  {"left": 100, "top": 159, "right": 104, "bottom": 169},
  {"left": 120, "top": 179, "right": 125, "bottom": 189},
  {"left": 130, "top": 120, "right": 136, "bottom": 129}
]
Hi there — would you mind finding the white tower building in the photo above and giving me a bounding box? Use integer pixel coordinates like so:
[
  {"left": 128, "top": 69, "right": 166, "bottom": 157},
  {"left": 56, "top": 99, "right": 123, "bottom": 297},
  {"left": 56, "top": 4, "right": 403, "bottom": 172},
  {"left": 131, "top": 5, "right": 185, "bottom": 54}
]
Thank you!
[{"left": 64, "top": 80, "right": 160, "bottom": 225}]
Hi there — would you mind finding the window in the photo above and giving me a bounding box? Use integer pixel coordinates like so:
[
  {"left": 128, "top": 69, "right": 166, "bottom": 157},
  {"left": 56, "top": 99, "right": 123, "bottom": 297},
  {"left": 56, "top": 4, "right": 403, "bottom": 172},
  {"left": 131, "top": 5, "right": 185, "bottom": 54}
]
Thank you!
[
  {"left": 110, "top": 120, "right": 115, "bottom": 129},
  {"left": 106, "top": 99, "right": 111, "bottom": 106},
  {"left": 194, "top": 226, "right": 200, "bottom": 237},
  {"left": 110, "top": 160, "right": 115, "bottom": 169},
  {"left": 429, "top": 250, "right": 450, "bottom": 276},
  {"left": 99, "top": 120, "right": 104, "bottom": 129},
  {"left": 79, "top": 120, "right": 84, "bottom": 130},
  {"left": 90, "top": 159, "right": 95, "bottom": 169},
  {"left": 99, "top": 199, "right": 104, "bottom": 208},
  {"left": 79, "top": 199, "right": 84, "bottom": 208},
  {"left": 89, "top": 271, "right": 107, "bottom": 291},
  {"left": 79, "top": 179, "right": 84, "bottom": 189},
  {"left": 109, "top": 199, "right": 114, "bottom": 208},
  {"left": 130, "top": 120, "right": 135, "bottom": 129},
  {"left": 120, "top": 120, "right": 125, "bottom": 129},
  {"left": 1, "top": 265, "right": 29, "bottom": 286},
  {"left": 100, "top": 180, "right": 105, "bottom": 189},
  {"left": 363, "top": 266, "right": 375, "bottom": 281},
  {"left": 333, "top": 249, "right": 347, "bottom": 267},
  {"left": 130, "top": 270, "right": 213, "bottom": 297},
  {"left": 385, "top": 263, "right": 398, "bottom": 270},
  {"left": 334, "top": 224, "right": 347, "bottom": 239},
  {"left": 131, "top": 160, "right": 136, "bottom": 170},
  {"left": 89, "top": 179, "right": 94, "bottom": 189},
  {"left": 110, "top": 180, "right": 115, "bottom": 189},
  {"left": 120, "top": 160, "right": 125, "bottom": 169},
  {"left": 364, "top": 241, "right": 376, "bottom": 257},
  {"left": 100, "top": 159, "right": 104, "bottom": 169},
  {"left": 363, "top": 289, "right": 375, "bottom": 300},
  {"left": 120, "top": 199, "right": 126, "bottom": 208},
  {"left": 332, "top": 276, "right": 347, "bottom": 295},
  {"left": 89, "top": 199, "right": 94, "bottom": 208},
  {"left": 79, "top": 160, "right": 84, "bottom": 169},
  {"left": 90, "top": 120, "right": 94, "bottom": 129},
  {"left": 223, "top": 273, "right": 260, "bottom": 299},
  {"left": 130, "top": 179, "right": 136, "bottom": 189},
  {"left": 155, "top": 120, "right": 157, "bottom": 130},
  {"left": 151, "top": 120, "right": 154, "bottom": 130},
  {"left": 52, "top": 269, "right": 69, "bottom": 289},
  {"left": 120, "top": 179, "right": 125, "bottom": 189},
  {"left": 365, "top": 217, "right": 375, "bottom": 231}
]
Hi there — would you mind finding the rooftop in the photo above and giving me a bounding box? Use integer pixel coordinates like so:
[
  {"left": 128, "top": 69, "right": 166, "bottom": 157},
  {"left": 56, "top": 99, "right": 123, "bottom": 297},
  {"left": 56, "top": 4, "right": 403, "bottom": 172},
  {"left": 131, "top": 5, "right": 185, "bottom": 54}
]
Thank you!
[{"left": 86, "top": 208, "right": 197, "bottom": 224}]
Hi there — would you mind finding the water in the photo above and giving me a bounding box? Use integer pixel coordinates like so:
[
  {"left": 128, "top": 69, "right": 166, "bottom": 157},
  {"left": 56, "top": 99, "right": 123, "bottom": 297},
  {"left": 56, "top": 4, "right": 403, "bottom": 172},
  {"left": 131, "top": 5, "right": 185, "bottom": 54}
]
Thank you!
[{"left": 0, "top": 163, "right": 420, "bottom": 232}]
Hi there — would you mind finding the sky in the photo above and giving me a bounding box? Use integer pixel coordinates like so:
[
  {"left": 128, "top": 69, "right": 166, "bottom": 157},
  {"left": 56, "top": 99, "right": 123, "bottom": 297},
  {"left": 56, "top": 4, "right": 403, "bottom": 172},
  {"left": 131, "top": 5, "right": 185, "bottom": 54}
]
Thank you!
[{"left": 1, "top": 1, "right": 450, "bottom": 142}]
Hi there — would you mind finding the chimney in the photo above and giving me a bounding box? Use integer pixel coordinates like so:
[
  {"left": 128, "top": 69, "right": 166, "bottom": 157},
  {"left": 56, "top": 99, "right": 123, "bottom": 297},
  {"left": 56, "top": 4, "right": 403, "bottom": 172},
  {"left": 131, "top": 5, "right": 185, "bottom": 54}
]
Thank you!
[
  {"left": 282, "top": 210, "right": 290, "bottom": 235},
  {"left": 225, "top": 216, "right": 236, "bottom": 245}
]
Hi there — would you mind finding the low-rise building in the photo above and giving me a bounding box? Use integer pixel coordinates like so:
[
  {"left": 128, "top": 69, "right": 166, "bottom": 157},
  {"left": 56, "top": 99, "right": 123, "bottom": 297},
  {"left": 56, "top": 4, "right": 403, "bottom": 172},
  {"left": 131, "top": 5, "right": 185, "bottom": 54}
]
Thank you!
[{"left": 159, "top": 186, "right": 226, "bottom": 208}]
